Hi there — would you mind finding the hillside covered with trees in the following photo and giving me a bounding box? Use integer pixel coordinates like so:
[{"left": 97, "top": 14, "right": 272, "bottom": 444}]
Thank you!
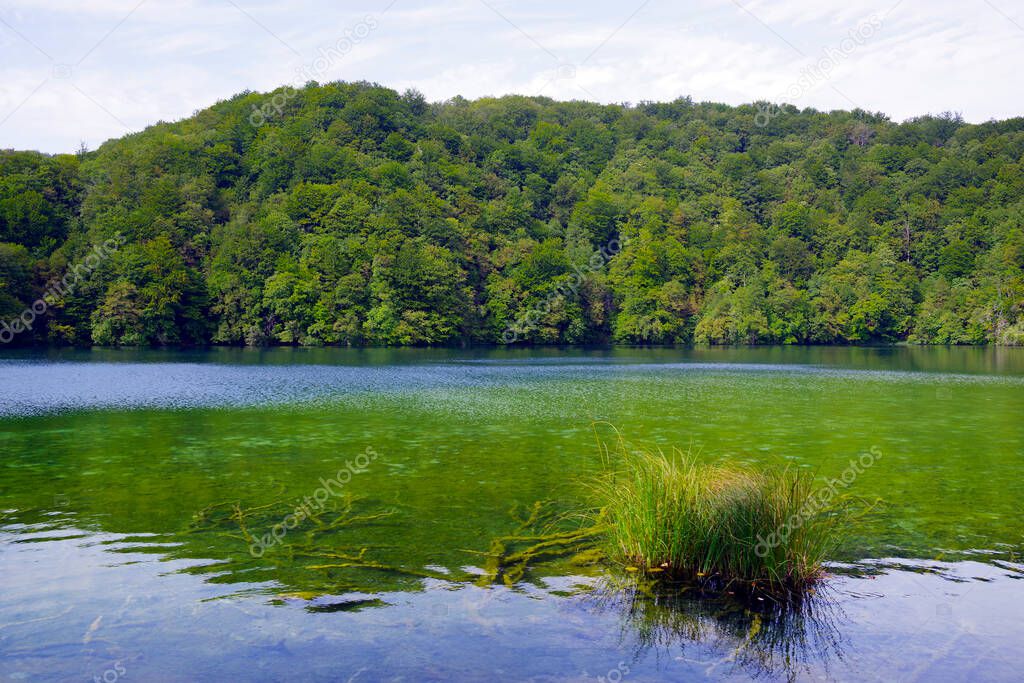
[{"left": 2, "top": 81, "right": 1023, "bottom": 347}]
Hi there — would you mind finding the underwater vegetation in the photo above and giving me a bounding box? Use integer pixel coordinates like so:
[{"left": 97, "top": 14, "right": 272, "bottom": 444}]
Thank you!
[{"left": 182, "top": 432, "right": 852, "bottom": 606}]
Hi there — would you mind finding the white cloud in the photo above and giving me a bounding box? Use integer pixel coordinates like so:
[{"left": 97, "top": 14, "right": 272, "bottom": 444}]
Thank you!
[{"left": 0, "top": 0, "right": 1022, "bottom": 153}]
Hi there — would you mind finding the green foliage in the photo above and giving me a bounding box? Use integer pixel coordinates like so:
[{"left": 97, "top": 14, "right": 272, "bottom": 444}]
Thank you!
[
  {"left": 91, "top": 236, "right": 209, "bottom": 345},
  {"left": 809, "top": 247, "right": 916, "bottom": 342},
  {"left": 0, "top": 151, "right": 80, "bottom": 256},
  {"left": 2, "top": 82, "right": 1024, "bottom": 345},
  {"left": 365, "top": 238, "right": 469, "bottom": 344},
  {"left": 0, "top": 242, "right": 33, "bottom": 319},
  {"left": 594, "top": 439, "right": 842, "bottom": 596}
]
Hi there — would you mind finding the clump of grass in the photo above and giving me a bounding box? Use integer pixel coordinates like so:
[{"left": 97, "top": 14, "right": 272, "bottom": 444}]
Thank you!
[{"left": 594, "top": 439, "right": 843, "bottom": 599}]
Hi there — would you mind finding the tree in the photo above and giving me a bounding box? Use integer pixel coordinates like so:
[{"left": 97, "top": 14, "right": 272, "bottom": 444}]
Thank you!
[{"left": 1, "top": 82, "right": 1022, "bottom": 347}]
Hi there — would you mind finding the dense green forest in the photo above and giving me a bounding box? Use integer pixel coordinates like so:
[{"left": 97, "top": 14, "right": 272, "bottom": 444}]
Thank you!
[{"left": 2, "top": 81, "right": 1023, "bottom": 347}]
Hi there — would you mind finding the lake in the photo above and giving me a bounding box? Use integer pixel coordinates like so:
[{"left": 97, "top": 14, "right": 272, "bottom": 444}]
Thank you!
[{"left": 1, "top": 347, "right": 1022, "bottom": 681}]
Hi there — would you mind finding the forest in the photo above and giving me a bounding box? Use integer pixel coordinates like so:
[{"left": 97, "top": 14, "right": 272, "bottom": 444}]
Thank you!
[{"left": 1, "top": 80, "right": 1022, "bottom": 347}]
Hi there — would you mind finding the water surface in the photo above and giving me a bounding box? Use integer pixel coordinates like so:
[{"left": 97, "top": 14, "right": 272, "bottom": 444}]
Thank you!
[{"left": 1, "top": 347, "right": 1022, "bottom": 681}]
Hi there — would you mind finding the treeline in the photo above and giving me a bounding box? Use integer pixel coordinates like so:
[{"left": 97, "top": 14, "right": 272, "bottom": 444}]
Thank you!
[{"left": 1, "top": 81, "right": 1023, "bottom": 346}]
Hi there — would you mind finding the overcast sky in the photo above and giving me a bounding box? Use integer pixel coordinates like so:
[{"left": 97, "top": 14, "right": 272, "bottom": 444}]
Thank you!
[{"left": 1, "top": 0, "right": 1022, "bottom": 154}]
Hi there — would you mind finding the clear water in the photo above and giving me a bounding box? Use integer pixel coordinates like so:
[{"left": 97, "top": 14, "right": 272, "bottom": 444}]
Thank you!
[{"left": 0, "top": 347, "right": 1022, "bottom": 681}]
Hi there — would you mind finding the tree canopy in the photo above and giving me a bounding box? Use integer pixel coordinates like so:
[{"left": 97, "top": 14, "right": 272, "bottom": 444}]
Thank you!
[{"left": 2, "top": 82, "right": 1023, "bottom": 346}]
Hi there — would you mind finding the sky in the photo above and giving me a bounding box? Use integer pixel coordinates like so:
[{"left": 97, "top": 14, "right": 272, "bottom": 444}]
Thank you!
[{"left": 0, "top": 0, "right": 1022, "bottom": 154}]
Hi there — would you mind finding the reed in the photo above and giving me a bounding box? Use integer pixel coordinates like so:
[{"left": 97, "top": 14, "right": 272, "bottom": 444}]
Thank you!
[{"left": 594, "top": 440, "right": 842, "bottom": 598}]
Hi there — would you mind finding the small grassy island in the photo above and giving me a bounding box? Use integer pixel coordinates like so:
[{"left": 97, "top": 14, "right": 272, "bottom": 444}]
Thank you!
[{"left": 594, "top": 438, "right": 843, "bottom": 600}]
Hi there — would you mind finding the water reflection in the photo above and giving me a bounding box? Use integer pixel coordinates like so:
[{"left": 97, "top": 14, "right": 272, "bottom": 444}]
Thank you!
[
  {"left": 4, "top": 510, "right": 1024, "bottom": 681},
  {"left": 5, "top": 345, "right": 1024, "bottom": 376},
  {"left": 587, "top": 578, "right": 847, "bottom": 680}
]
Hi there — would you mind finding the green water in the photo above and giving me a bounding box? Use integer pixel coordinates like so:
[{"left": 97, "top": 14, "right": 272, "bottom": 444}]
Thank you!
[{"left": 1, "top": 347, "right": 1022, "bottom": 681}]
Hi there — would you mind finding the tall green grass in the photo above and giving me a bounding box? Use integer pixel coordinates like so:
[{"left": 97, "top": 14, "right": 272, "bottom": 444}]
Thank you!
[{"left": 594, "top": 440, "right": 843, "bottom": 598}]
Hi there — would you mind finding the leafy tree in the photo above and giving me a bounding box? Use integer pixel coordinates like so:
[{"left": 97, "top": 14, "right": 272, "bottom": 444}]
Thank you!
[{"left": 0, "top": 82, "right": 1022, "bottom": 346}]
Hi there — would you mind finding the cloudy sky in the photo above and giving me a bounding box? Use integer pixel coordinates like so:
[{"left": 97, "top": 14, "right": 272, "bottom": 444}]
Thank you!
[{"left": 1, "top": 0, "right": 1022, "bottom": 153}]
